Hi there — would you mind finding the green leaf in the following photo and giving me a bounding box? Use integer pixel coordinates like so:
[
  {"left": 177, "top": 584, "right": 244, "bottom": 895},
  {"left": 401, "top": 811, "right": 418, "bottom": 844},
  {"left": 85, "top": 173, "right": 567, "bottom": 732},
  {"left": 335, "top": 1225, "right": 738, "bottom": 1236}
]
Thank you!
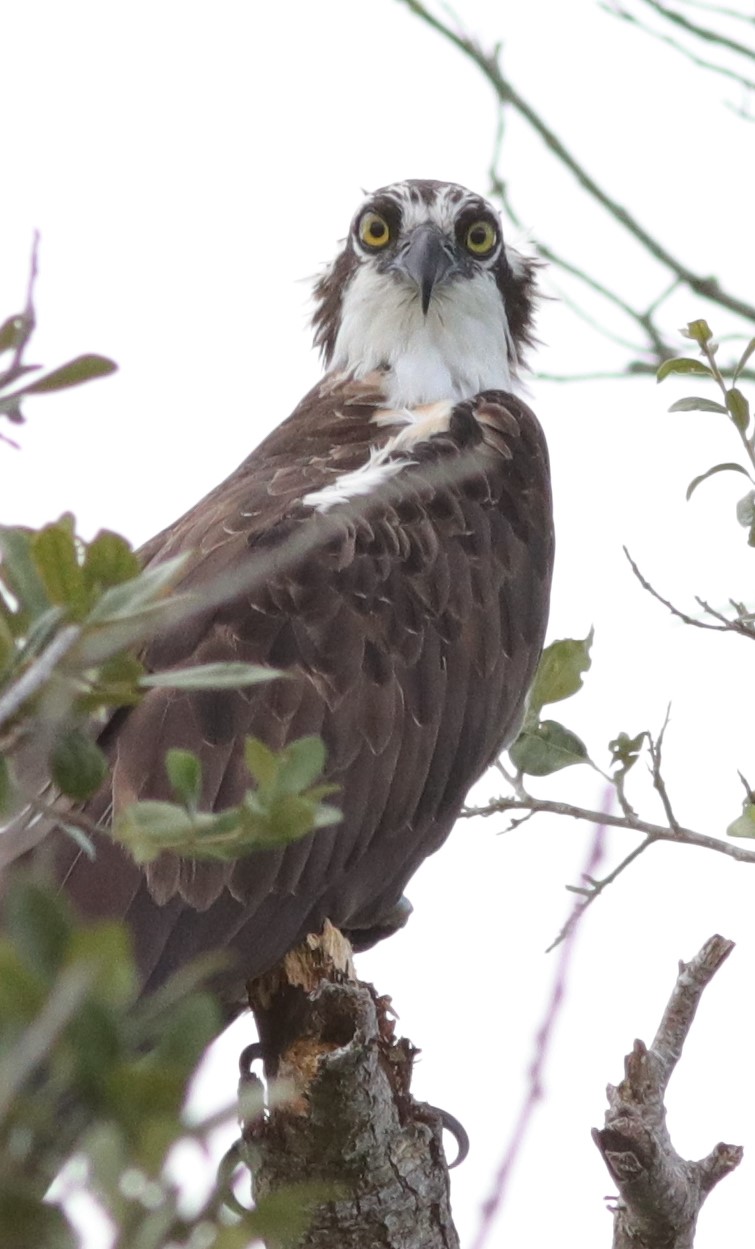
[
  {"left": 86, "top": 555, "right": 189, "bottom": 624},
  {"left": 0, "top": 611, "right": 16, "bottom": 676},
  {"left": 311, "top": 801, "right": 342, "bottom": 829},
  {"left": 0, "top": 526, "right": 51, "bottom": 618},
  {"left": 727, "top": 803, "right": 755, "bottom": 840},
  {"left": 268, "top": 794, "right": 322, "bottom": 843},
  {"left": 77, "top": 651, "right": 145, "bottom": 711},
  {"left": 152, "top": 992, "right": 220, "bottom": 1066},
  {"left": 0, "top": 944, "right": 47, "bottom": 1020},
  {"left": 509, "top": 719, "right": 589, "bottom": 776},
  {"left": 609, "top": 730, "right": 648, "bottom": 777},
  {"left": 3, "top": 880, "right": 71, "bottom": 979},
  {"left": 20, "top": 353, "right": 117, "bottom": 394},
  {"left": 276, "top": 736, "right": 327, "bottom": 795},
  {"left": 0, "top": 755, "right": 16, "bottom": 819},
  {"left": 680, "top": 319, "right": 713, "bottom": 344},
  {"left": 66, "top": 923, "right": 136, "bottom": 1007},
  {"left": 82, "top": 530, "right": 139, "bottom": 590},
  {"left": 528, "top": 631, "right": 593, "bottom": 717},
  {"left": 165, "top": 749, "right": 202, "bottom": 810},
  {"left": 686, "top": 462, "right": 751, "bottom": 501},
  {"left": 0, "top": 314, "right": 28, "bottom": 355},
  {"left": 51, "top": 730, "right": 108, "bottom": 800},
  {"left": 242, "top": 1184, "right": 339, "bottom": 1246},
  {"left": 734, "top": 336, "right": 755, "bottom": 382},
  {"left": 0, "top": 1187, "right": 77, "bottom": 1249},
  {"left": 73, "top": 604, "right": 182, "bottom": 668},
  {"left": 726, "top": 387, "right": 750, "bottom": 433},
  {"left": 31, "top": 516, "right": 88, "bottom": 616},
  {"left": 16, "top": 604, "right": 66, "bottom": 661},
  {"left": 657, "top": 357, "right": 714, "bottom": 382},
  {"left": 141, "top": 662, "right": 281, "bottom": 691},
  {"left": 736, "top": 489, "right": 755, "bottom": 528},
  {"left": 244, "top": 737, "right": 279, "bottom": 788},
  {"left": 114, "top": 801, "right": 199, "bottom": 861},
  {"left": 668, "top": 396, "right": 727, "bottom": 414}
]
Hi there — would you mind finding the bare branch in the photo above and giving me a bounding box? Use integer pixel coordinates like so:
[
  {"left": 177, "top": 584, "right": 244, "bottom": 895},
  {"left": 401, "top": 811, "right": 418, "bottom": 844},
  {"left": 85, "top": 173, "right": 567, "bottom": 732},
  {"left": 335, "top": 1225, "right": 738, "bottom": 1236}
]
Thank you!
[
  {"left": 397, "top": 0, "right": 755, "bottom": 339},
  {"left": 677, "top": 0, "right": 755, "bottom": 23},
  {"left": 548, "top": 835, "right": 657, "bottom": 951},
  {"left": 637, "top": 0, "right": 755, "bottom": 61},
  {"left": 623, "top": 546, "right": 755, "bottom": 637},
  {"left": 602, "top": 1, "right": 755, "bottom": 93},
  {"left": 593, "top": 935, "right": 743, "bottom": 1248},
  {"left": 649, "top": 710, "right": 682, "bottom": 833},
  {"left": 463, "top": 793, "right": 755, "bottom": 867}
]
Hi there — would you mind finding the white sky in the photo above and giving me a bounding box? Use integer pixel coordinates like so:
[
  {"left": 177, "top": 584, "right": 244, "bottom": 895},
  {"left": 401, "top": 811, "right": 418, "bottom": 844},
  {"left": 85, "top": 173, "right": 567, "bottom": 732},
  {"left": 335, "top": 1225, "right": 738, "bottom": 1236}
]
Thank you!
[{"left": 3, "top": 1, "right": 755, "bottom": 1246}]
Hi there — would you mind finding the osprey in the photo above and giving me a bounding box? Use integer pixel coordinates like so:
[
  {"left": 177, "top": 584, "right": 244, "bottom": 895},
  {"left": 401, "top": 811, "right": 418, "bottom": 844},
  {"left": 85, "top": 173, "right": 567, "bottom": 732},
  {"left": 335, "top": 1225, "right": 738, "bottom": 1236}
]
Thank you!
[{"left": 38, "top": 180, "right": 554, "bottom": 1007}]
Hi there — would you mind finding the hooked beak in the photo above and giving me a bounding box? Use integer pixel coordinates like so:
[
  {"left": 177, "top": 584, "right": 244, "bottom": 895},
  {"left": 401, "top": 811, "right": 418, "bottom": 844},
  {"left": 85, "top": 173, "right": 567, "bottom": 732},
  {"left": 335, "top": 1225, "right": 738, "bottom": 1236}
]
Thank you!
[{"left": 395, "top": 225, "right": 457, "bottom": 315}]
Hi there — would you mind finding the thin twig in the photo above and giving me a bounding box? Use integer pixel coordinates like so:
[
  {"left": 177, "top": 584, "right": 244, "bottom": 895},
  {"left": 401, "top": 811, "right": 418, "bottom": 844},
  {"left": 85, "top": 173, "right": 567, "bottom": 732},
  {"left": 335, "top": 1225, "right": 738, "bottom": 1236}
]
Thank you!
[
  {"left": 624, "top": 546, "right": 755, "bottom": 636},
  {"left": 470, "top": 808, "right": 608, "bottom": 1249},
  {"left": 648, "top": 710, "right": 682, "bottom": 832},
  {"left": 677, "top": 0, "right": 755, "bottom": 22},
  {"left": 397, "top": 0, "right": 755, "bottom": 326},
  {"left": 463, "top": 794, "right": 755, "bottom": 866},
  {"left": 28, "top": 798, "right": 106, "bottom": 842},
  {"left": 489, "top": 170, "right": 662, "bottom": 358},
  {"left": 602, "top": 1, "right": 755, "bottom": 92},
  {"left": 550, "top": 835, "right": 657, "bottom": 951},
  {"left": 638, "top": 0, "right": 755, "bottom": 60}
]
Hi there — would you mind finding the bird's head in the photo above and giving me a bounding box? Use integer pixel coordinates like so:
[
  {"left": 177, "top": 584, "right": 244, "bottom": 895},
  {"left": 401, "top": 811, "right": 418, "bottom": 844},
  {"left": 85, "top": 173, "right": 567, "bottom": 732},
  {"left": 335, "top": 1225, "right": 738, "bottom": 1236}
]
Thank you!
[{"left": 313, "top": 179, "right": 539, "bottom": 408}]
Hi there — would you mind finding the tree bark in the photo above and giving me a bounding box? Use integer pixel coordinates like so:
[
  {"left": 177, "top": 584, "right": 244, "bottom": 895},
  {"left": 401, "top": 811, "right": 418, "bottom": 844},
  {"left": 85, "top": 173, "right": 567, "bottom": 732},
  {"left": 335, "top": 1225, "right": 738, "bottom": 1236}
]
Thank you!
[
  {"left": 242, "top": 923, "right": 459, "bottom": 1249},
  {"left": 593, "top": 934, "right": 743, "bottom": 1248}
]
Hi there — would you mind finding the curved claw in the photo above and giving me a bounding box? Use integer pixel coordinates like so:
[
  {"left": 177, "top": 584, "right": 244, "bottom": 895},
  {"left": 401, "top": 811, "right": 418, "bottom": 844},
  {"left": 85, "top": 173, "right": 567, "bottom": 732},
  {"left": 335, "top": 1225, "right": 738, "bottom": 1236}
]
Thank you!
[
  {"left": 427, "top": 1102, "right": 470, "bottom": 1169},
  {"left": 346, "top": 894, "right": 414, "bottom": 951},
  {"left": 238, "top": 1041, "right": 265, "bottom": 1079},
  {"left": 216, "top": 1139, "right": 251, "bottom": 1216}
]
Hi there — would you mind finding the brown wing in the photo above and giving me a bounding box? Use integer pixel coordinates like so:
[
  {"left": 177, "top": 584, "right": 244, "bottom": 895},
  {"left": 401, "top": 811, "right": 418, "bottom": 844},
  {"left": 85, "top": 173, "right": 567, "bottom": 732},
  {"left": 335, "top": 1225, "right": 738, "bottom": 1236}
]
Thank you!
[{"left": 54, "top": 375, "right": 553, "bottom": 1007}]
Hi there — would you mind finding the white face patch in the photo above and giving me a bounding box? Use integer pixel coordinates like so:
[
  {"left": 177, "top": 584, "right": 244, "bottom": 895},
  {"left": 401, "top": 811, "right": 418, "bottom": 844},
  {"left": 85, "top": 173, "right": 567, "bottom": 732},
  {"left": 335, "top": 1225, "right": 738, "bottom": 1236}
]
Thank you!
[{"left": 330, "top": 262, "right": 516, "bottom": 408}]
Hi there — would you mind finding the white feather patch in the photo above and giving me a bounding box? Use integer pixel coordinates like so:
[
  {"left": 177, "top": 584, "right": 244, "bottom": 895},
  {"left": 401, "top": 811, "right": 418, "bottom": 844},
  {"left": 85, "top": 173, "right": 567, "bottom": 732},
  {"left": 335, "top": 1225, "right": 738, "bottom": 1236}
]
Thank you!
[
  {"left": 302, "top": 401, "right": 456, "bottom": 513},
  {"left": 302, "top": 441, "right": 412, "bottom": 513}
]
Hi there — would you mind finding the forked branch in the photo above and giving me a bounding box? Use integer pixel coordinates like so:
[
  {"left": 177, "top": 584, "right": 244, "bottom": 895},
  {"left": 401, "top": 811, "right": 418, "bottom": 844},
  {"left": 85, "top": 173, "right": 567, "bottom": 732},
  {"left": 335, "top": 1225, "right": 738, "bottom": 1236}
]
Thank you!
[{"left": 593, "top": 935, "right": 743, "bottom": 1248}]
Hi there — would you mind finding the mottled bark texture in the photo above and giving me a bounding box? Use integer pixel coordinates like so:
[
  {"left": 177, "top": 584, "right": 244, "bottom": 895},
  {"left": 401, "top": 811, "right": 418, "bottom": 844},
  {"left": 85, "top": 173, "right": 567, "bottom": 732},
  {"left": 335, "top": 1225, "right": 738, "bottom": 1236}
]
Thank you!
[
  {"left": 243, "top": 924, "right": 459, "bottom": 1249},
  {"left": 593, "top": 935, "right": 743, "bottom": 1248}
]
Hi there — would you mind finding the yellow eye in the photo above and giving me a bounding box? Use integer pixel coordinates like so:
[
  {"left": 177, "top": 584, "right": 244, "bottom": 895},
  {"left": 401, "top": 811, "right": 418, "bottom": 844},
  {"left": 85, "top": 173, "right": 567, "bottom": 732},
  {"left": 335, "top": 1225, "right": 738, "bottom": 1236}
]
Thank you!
[
  {"left": 359, "top": 211, "right": 391, "bottom": 250},
  {"left": 465, "top": 220, "right": 497, "bottom": 256}
]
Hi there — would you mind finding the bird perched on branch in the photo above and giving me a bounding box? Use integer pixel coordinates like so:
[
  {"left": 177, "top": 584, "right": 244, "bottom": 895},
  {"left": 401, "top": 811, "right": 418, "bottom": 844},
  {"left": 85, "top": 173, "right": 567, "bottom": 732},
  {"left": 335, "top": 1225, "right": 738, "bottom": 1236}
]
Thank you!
[{"left": 26, "top": 180, "right": 554, "bottom": 1010}]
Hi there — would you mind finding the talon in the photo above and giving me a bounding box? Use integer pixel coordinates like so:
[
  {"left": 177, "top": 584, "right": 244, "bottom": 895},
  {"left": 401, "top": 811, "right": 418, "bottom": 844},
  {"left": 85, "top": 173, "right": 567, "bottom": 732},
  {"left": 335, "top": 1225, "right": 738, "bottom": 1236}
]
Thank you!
[
  {"left": 238, "top": 1041, "right": 264, "bottom": 1079},
  {"left": 346, "top": 895, "right": 414, "bottom": 951},
  {"left": 216, "top": 1139, "right": 251, "bottom": 1215},
  {"left": 426, "top": 1102, "right": 470, "bottom": 1168}
]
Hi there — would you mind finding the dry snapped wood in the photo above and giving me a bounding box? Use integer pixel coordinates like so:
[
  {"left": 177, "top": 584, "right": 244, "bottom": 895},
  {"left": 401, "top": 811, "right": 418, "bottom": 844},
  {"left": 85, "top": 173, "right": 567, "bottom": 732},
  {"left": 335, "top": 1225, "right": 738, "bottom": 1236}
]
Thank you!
[{"left": 243, "top": 925, "right": 460, "bottom": 1249}]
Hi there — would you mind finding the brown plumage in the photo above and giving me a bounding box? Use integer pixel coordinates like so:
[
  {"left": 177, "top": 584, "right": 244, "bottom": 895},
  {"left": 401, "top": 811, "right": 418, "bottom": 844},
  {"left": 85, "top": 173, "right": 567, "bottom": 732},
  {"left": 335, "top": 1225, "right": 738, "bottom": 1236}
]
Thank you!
[{"left": 22, "top": 181, "right": 555, "bottom": 1010}]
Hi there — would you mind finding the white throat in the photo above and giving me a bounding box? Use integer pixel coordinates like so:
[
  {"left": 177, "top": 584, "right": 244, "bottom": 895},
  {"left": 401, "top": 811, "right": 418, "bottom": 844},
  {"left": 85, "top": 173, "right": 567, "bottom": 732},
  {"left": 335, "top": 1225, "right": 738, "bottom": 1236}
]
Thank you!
[{"left": 330, "top": 264, "right": 517, "bottom": 408}]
